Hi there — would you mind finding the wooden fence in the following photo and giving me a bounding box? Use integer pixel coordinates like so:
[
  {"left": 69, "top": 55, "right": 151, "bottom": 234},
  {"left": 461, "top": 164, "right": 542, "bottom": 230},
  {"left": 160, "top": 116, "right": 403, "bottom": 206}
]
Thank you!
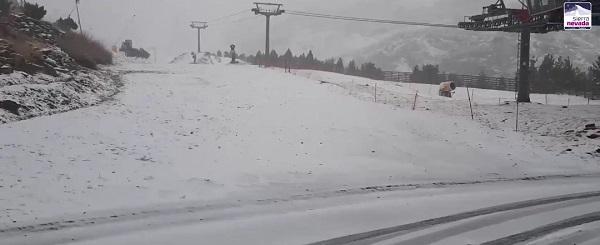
[{"left": 383, "top": 71, "right": 517, "bottom": 92}]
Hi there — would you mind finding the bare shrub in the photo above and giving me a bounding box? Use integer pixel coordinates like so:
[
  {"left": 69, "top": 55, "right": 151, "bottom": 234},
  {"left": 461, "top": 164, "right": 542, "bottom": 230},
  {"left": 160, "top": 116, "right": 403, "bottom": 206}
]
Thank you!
[{"left": 57, "top": 32, "right": 112, "bottom": 69}]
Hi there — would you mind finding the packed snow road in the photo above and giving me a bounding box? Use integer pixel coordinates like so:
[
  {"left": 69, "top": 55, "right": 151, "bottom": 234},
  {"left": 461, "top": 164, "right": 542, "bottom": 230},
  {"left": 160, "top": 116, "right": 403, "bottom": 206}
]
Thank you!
[
  {"left": 1, "top": 63, "right": 599, "bottom": 244},
  {"left": 4, "top": 177, "right": 600, "bottom": 245}
]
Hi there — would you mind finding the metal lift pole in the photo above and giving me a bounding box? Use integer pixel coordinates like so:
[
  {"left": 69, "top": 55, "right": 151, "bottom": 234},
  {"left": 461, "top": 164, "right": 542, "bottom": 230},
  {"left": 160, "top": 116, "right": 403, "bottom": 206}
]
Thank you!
[
  {"left": 252, "top": 2, "right": 284, "bottom": 67},
  {"left": 518, "top": 27, "right": 531, "bottom": 102},
  {"left": 265, "top": 15, "right": 270, "bottom": 62}
]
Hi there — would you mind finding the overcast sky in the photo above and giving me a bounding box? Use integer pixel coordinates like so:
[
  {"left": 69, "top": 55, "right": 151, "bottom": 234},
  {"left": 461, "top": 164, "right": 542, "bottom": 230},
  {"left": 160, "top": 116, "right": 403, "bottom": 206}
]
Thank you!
[{"left": 31, "top": 0, "right": 529, "bottom": 62}]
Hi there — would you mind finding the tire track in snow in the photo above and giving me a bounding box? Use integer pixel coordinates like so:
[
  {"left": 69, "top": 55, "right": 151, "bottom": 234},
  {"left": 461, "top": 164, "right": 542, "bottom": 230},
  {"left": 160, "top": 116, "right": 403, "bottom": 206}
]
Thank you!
[
  {"left": 0, "top": 174, "right": 598, "bottom": 238},
  {"left": 481, "top": 212, "right": 600, "bottom": 245},
  {"left": 308, "top": 190, "right": 600, "bottom": 245},
  {"left": 384, "top": 196, "right": 600, "bottom": 245}
]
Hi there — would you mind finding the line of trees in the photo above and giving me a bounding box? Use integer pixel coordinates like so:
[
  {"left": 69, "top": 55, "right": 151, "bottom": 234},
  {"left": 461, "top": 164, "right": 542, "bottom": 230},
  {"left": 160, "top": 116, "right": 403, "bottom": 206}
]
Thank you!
[
  {"left": 529, "top": 54, "right": 599, "bottom": 95},
  {"left": 411, "top": 64, "right": 443, "bottom": 84},
  {"left": 238, "top": 49, "right": 385, "bottom": 80},
  {"left": 410, "top": 55, "right": 600, "bottom": 96},
  {"left": 592, "top": 56, "right": 600, "bottom": 94}
]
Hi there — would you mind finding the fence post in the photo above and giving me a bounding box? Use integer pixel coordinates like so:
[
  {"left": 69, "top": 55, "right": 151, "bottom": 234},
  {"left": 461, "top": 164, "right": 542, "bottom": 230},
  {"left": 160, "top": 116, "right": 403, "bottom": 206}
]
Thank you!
[
  {"left": 412, "top": 91, "right": 418, "bottom": 111},
  {"left": 374, "top": 83, "right": 377, "bottom": 102},
  {"left": 467, "top": 87, "right": 474, "bottom": 120},
  {"left": 515, "top": 100, "right": 519, "bottom": 132}
]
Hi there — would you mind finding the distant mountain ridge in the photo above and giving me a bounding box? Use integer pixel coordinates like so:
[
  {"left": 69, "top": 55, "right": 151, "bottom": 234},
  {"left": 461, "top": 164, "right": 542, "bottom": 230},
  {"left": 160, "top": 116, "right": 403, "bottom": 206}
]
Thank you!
[{"left": 352, "top": 28, "right": 600, "bottom": 76}]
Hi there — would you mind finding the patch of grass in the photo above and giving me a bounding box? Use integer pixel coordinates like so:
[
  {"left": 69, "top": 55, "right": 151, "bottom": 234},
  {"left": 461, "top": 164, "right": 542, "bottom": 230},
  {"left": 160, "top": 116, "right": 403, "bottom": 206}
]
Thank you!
[
  {"left": 57, "top": 32, "right": 112, "bottom": 69},
  {"left": 1, "top": 26, "right": 44, "bottom": 73}
]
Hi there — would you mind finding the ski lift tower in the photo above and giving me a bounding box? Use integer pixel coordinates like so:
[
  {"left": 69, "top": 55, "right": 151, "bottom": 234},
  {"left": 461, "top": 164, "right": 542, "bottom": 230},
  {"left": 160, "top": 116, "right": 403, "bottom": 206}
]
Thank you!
[
  {"left": 459, "top": 0, "right": 600, "bottom": 102},
  {"left": 190, "top": 21, "right": 208, "bottom": 54},
  {"left": 252, "top": 2, "right": 285, "bottom": 67}
]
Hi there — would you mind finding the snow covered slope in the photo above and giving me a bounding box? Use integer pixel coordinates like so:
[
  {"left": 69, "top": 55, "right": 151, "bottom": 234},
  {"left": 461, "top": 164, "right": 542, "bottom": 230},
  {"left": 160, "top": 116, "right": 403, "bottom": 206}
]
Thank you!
[
  {"left": 295, "top": 69, "right": 600, "bottom": 158},
  {"left": 1, "top": 62, "right": 597, "bottom": 228},
  {"left": 169, "top": 52, "right": 242, "bottom": 65},
  {"left": 0, "top": 63, "right": 598, "bottom": 244}
]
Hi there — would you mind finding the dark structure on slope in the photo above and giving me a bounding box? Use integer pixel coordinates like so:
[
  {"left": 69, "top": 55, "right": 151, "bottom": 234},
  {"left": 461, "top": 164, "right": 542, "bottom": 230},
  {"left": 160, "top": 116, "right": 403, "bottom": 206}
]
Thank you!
[
  {"left": 459, "top": 0, "right": 600, "bottom": 102},
  {"left": 119, "top": 40, "right": 150, "bottom": 59}
]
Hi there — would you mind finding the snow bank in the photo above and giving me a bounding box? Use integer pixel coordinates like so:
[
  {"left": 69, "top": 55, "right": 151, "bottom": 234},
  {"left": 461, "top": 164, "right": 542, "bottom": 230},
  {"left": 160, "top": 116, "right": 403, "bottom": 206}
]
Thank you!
[
  {"left": 113, "top": 53, "right": 153, "bottom": 65},
  {"left": 0, "top": 70, "right": 122, "bottom": 123}
]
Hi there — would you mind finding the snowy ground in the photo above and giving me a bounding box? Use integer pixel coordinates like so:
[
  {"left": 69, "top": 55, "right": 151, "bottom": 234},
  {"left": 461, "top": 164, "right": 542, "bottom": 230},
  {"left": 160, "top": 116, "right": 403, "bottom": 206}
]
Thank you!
[
  {"left": 0, "top": 70, "right": 121, "bottom": 123},
  {"left": 1, "top": 62, "right": 599, "bottom": 244},
  {"left": 294, "top": 69, "right": 600, "bottom": 159},
  {"left": 8, "top": 178, "right": 599, "bottom": 245}
]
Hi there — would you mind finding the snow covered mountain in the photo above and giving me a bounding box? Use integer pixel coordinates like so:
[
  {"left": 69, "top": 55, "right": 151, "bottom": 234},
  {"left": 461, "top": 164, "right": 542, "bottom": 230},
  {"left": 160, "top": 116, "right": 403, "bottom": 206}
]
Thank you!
[
  {"left": 351, "top": 28, "right": 600, "bottom": 76},
  {"left": 565, "top": 4, "right": 592, "bottom": 16}
]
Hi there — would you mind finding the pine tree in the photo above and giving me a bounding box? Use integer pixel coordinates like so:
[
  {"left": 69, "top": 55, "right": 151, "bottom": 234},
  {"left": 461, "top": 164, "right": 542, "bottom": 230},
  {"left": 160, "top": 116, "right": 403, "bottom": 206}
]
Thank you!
[
  {"left": 283, "top": 49, "right": 293, "bottom": 59},
  {"left": 283, "top": 49, "right": 293, "bottom": 68},
  {"left": 23, "top": 1, "right": 47, "bottom": 20},
  {"left": 411, "top": 65, "right": 421, "bottom": 83},
  {"left": 255, "top": 51, "right": 263, "bottom": 66},
  {"left": 297, "top": 53, "right": 306, "bottom": 68},
  {"left": 335, "top": 58, "right": 344, "bottom": 74},
  {"left": 346, "top": 60, "right": 358, "bottom": 75},
  {"left": 592, "top": 56, "right": 600, "bottom": 84},
  {"left": 360, "top": 62, "right": 384, "bottom": 80},
  {"left": 55, "top": 17, "right": 78, "bottom": 31},
  {"left": 528, "top": 58, "right": 539, "bottom": 92},
  {"left": 217, "top": 50, "right": 222, "bottom": 57},
  {"left": 269, "top": 50, "right": 279, "bottom": 66},
  {"left": 561, "top": 57, "right": 575, "bottom": 91},
  {"left": 246, "top": 54, "right": 255, "bottom": 64},
  {"left": 552, "top": 56, "right": 566, "bottom": 90},
  {"left": 477, "top": 70, "right": 488, "bottom": 89},
  {"left": 421, "top": 64, "right": 439, "bottom": 84},
  {"left": 590, "top": 56, "right": 600, "bottom": 96},
  {"left": 537, "top": 54, "right": 555, "bottom": 93},
  {"left": 306, "top": 50, "right": 314, "bottom": 68}
]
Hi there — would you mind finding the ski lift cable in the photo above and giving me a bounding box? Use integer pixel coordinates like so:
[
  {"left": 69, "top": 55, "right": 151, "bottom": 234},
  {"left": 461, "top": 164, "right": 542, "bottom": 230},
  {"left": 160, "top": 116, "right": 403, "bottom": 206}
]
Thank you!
[
  {"left": 287, "top": 10, "right": 458, "bottom": 28},
  {"left": 210, "top": 13, "right": 260, "bottom": 27},
  {"left": 286, "top": 10, "right": 458, "bottom": 28},
  {"left": 208, "top": 9, "right": 250, "bottom": 23}
]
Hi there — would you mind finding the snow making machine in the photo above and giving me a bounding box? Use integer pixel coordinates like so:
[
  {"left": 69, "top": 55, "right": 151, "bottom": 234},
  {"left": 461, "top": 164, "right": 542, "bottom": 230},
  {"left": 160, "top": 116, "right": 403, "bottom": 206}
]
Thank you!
[{"left": 439, "top": 81, "right": 457, "bottom": 98}]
